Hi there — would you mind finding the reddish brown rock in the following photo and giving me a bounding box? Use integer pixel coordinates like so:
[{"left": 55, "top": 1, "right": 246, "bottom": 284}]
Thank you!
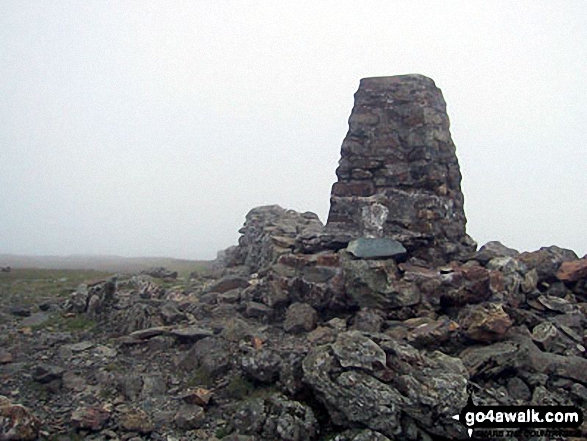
[
  {"left": 71, "top": 406, "right": 111, "bottom": 431},
  {"left": 557, "top": 259, "right": 587, "bottom": 283},
  {"left": 0, "top": 396, "right": 41, "bottom": 441},
  {"left": 459, "top": 303, "right": 513, "bottom": 343}
]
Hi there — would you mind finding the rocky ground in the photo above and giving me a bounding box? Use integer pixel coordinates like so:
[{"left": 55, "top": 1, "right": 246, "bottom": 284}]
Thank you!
[{"left": 2, "top": 208, "right": 587, "bottom": 440}]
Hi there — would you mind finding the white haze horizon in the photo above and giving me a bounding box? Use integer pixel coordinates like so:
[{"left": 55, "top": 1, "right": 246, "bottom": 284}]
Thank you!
[{"left": 1, "top": 1, "right": 586, "bottom": 260}]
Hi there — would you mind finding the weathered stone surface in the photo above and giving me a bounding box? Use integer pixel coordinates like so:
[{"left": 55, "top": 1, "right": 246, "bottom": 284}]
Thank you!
[
  {"left": 0, "top": 396, "right": 40, "bottom": 441},
  {"left": 346, "top": 237, "right": 406, "bottom": 259},
  {"left": 343, "top": 259, "right": 421, "bottom": 309},
  {"left": 324, "top": 75, "right": 476, "bottom": 263},
  {"left": 458, "top": 303, "right": 513, "bottom": 343},
  {"left": 118, "top": 407, "right": 154, "bottom": 433},
  {"left": 474, "top": 241, "right": 519, "bottom": 265},
  {"left": 180, "top": 337, "right": 232, "bottom": 377},
  {"left": 209, "top": 276, "right": 250, "bottom": 294},
  {"left": 70, "top": 406, "right": 111, "bottom": 431},
  {"left": 241, "top": 348, "right": 282, "bottom": 383},
  {"left": 231, "top": 394, "right": 318, "bottom": 441},
  {"left": 174, "top": 404, "right": 205, "bottom": 430},
  {"left": 557, "top": 258, "right": 587, "bottom": 282},
  {"left": 226, "top": 205, "right": 324, "bottom": 273},
  {"left": 302, "top": 331, "right": 468, "bottom": 439},
  {"left": 31, "top": 363, "right": 65, "bottom": 384},
  {"left": 518, "top": 246, "right": 578, "bottom": 283},
  {"left": 283, "top": 303, "right": 318, "bottom": 334}
]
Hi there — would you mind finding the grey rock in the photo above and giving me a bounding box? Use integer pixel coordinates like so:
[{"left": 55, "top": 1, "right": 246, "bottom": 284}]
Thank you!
[
  {"left": 31, "top": 363, "right": 65, "bottom": 384},
  {"left": 209, "top": 276, "right": 250, "bottom": 294},
  {"left": 245, "top": 302, "right": 273, "bottom": 320},
  {"left": 475, "top": 241, "right": 519, "bottom": 265},
  {"left": 174, "top": 404, "right": 205, "bottom": 430},
  {"left": 241, "top": 349, "right": 281, "bottom": 383},
  {"left": 231, "top": 394, "right": 318, "bottom": 441},
  {"left": 283, "top": 303, "right": 318, "bottom": 334},
  {"left": 343, "top": 259, "right": 421, "bottom": 309},
  {"left": 302, "top": 331, "right": 468, "bottom": 439},
  {"left": 70, "top": 406, "right": 111, "bottom": 431},
  {"left": 170, "top": 326, "right": 214, "bottom": 343},
  {"left": 180, "top": 337, "right": 232, "bottom": 377},
  {"left": 347, "top": 237, "right": 406, "bottom": 259}
]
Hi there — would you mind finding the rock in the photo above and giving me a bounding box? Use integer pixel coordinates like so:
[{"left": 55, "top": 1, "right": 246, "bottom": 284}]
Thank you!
[
  {"left": 128, "top": 326, "right": 170, "bottom": 340},
  {"left": 302, "top": 331, "right": 468, "bottom": 439},
  {"left": 351, "top": 308, "right": 384, "bottom": 333},
  {"left": 283, "top": 303, "right": 318, "bottom": 334},
  {"left": 8, "top": 306, "right": 31, "bottom": 317},
  {"left": 324, "top": 75, "right": 475, "bottom": 263},
  {"left": 0, "top": 349, "right": 12, "bottom": 365},
  {"left": 343, "top": 259, "right": 421, "bottom": 309},
  {"left": 531, "top": 321, "right": 559, "bottom": 351},
  {"left": 180, "top": 337, "right": 232, "bottom": 377},
  {"left": 209, "top": 276, "right": 250, "bottom": 294},
  {"left": 405, "top": 316, "right": 459, "bottom": 349},
  {"left": 160, "top": 302, "right": 185, "bottom": 325},
  {"left": 231, "top": 394, "right": 318, "bottom": 441},
  {"left": 333, "top": 429, "right": 392, "bottom": 441},
  {"left": 474, "top": 241, "right": 519, "bottom": 265},
  {"left": 68, "top": 341, "right": 94, "bottom": 352},
  {"left": 140, "top": 267, "right": 177, "bottom": 279},
  {"left": 346, "top": 238, "right": 406, "bottom": 259},
  {"left": 31, "top": 363, "right": 65, "bottom": 384},
  {"left": 179, "top": 388, "right": 213, "bottom": 406},
  {"left": 245, "top": 302, "right": 273, "bottom": 320},
  {"left": 459, "top": 303, "right": 513, "bottom": 343},
  {"left": 174, "top": 404, "right": 205, "bottom": 430},
  {"left": 170, "top": 326, "right": 214, "bottom": 343},
  {"left": 226, "top": 205, "right": 324, "bottom": 273},
  {"left": 557, "top": 258, "right": 587, "bottom": 282},
  {"left": 0, "top": 396, "right": 41, "bottom": 441},
  {"left": 70, "top": 406, "right": 111, "bottom": 431},
  {"left": 241, "top": 349, "right": 282, "bottom": 383},
  {"left": 118, "top": 408, "right": 154, "bottom": 434},
  {"left": 438, "top": 265, "right": 491, "bottom": 306},
  {"left": 507, "top": 377, "right": 532, "bottom": 402},
  {"left": 519, "top": 246, "right": 578, "bottom": 283}
]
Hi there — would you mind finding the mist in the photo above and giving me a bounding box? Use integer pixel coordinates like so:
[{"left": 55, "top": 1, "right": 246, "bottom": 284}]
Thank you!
[{"left": 1, "top": 1, "right": 586, "bottom": 259}]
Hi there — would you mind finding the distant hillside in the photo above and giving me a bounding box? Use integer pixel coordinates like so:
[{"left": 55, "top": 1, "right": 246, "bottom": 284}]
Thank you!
[{"left": 0, "top": 254, "right": 212, "bottom": 276}]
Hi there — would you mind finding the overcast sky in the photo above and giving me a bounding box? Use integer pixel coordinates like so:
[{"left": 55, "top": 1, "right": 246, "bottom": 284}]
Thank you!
[{"left": 1, "top": 1, "right": 586, "bottom": 260}]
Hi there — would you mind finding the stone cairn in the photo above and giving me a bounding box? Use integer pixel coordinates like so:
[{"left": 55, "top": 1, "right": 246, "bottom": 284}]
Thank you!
[{"left": 322, "top": 74, "right": 476, "bottom": 263}]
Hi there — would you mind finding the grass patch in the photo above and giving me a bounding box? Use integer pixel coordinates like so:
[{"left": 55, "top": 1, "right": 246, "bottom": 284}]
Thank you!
[
  {"left": 0, "top": 268, "right": 113, "bottom": 305},
  {"left": 32, "top": 313, "right": 96, "bottom": 333}
]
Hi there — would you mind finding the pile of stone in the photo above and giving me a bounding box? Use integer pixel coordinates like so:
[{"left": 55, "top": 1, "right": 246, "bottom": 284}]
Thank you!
[{"left": 2, "top": 74, "right": 586, "bottom": 440}]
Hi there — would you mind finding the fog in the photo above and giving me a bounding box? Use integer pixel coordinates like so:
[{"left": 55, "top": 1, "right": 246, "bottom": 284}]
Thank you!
[{"left": 1, "top": 1, "right": 586, "bottom": 259}]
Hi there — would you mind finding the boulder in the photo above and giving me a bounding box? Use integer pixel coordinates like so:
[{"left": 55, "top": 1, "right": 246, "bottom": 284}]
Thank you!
[
  {"left": 231, "top": 394, "right": 318, "bottom": 441},
  {"left": 302, "top": 331, "right": 468, "bottom": 439},
  {"left": 283, "top": 303, "right": 318, "bottom": 334}
]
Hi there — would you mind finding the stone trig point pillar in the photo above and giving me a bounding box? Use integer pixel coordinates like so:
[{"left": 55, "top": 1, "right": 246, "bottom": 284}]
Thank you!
[{"left": 325, "top": 74, "right": 476, "bottom": 262}]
